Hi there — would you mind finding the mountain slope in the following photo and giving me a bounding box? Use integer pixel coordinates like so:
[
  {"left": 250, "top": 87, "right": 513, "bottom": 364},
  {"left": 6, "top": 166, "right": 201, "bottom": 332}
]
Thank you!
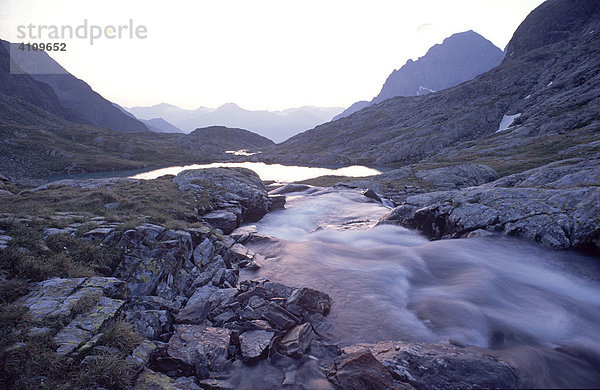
[
  {"left": 128, "top": 103, "right": 343, "bottom": 143},
  {"left": 1, "top": 40, "right": 149, "bottom": 133},
  {"left": 334, "top": 31, "right": 504, "bottom": 120},
  {"left": 262, "top": 0, "right": 600, "bottom": 178},
  {"left": 141, "top": 118, "right": 184, "bottom": 133}
]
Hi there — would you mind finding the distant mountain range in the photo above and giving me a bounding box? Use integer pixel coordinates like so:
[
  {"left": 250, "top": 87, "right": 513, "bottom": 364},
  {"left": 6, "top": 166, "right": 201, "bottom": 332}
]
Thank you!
[
  {"left": 127, "top": 103, "right": 344, "bottom": 143},
  {"left": 0, "top": 39, "right": 275, "bottom": 179},
  {"left": 334, "top": 30, "right": 504, "bottom": 120}
]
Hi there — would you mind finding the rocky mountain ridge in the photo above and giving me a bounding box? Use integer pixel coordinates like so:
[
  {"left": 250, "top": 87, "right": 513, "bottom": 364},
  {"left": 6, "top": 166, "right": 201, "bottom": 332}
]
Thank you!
[{"left": 334, "top": 30, "right": 504, "bottom": 120}]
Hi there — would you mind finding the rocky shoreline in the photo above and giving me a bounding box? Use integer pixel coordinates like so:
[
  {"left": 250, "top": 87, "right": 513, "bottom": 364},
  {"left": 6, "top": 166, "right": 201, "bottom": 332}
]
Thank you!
[{"left": 335, "top": 157, "right": 600, "bottom": 253}]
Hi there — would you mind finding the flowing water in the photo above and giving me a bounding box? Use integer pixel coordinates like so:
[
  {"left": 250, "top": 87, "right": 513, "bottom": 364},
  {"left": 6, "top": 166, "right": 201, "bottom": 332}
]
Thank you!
[{"left": 240, "top": 186, "right": 600, "bottom": 388}]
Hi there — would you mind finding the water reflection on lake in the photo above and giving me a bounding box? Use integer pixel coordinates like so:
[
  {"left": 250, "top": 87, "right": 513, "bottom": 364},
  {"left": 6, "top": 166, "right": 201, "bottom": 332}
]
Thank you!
[{"left": 130, "top": 162, "right": 381, "bottom": 182}]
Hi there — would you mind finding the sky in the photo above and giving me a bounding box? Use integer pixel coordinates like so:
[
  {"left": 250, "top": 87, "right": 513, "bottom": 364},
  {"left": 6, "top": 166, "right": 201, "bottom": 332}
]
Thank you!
[{"left": 0, "top": 0, "right": 545, "bottom": 111}]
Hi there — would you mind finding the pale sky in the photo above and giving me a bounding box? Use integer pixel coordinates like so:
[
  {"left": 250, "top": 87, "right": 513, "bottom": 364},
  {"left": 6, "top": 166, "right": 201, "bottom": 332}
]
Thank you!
[{"left": 0, "top": 0, "right": 544, "bottom": 110}]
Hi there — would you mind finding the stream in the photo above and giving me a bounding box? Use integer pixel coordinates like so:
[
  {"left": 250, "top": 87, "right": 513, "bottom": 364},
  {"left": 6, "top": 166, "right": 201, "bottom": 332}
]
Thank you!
[{"left": 240, "top": 186, "right": 600, "bottom": 388}]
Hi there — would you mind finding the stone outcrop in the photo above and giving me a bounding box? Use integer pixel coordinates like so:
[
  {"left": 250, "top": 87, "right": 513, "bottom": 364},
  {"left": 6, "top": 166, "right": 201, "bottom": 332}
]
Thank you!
[
  {"left": 341, "top": 341, "right": 519, "bottom": 390},
  {"left": 17, "top": 277, "right": 127, "bottom": 355},
  {"left": 173, "top": 168, "right": 284, "bottom": 234},
  {"left": 379, "top": 156, "right": 600, "bottom": 250}
]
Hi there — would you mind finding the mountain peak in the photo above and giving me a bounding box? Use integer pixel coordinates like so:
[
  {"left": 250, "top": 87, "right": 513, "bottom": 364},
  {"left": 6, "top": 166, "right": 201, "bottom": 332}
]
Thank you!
[{"left": 217, "top": 102, "right": 242, "bottom": 110}]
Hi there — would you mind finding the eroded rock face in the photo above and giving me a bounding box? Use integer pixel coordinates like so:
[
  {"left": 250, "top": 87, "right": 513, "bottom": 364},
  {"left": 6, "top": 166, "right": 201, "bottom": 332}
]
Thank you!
[{"left": 342, "top": 341, "right": 519, "bottom": 390}]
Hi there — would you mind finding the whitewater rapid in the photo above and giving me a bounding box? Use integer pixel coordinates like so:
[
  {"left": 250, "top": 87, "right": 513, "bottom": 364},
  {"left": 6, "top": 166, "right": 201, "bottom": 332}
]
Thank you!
[{"left": 240, "top": 186, "right": 600, "bottom": 387}]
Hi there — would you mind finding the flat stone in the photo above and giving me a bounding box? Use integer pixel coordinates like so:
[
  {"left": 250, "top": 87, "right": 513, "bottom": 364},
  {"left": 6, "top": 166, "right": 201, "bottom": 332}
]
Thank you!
[
  {"left": 230, "top": 225, "right": 258, "bottom": 243},
  {"left": 202, "top": 210, "right": 238, "bottom": 234},
  {"left": 261, "top": 301, "right": 299, "bottom": 330},
  {"left": 278, "top": 323, "right": 314, "bottom": 358},
  {"left": 69, "top": 296, "right": 124, "bottom": 333},
  {"left": 167, "top": 325, "right": 232, "bottom": 378},
  {"left": 54, "top": 326, "right": 92, "bottom": 356},
  {"left": 239, "top": 330, "right": 275, "bottom": 362},
  {"left": 43, "top": 227, "right": 76, "bottom": 236},
  {"left": 81, "top": 227, "right": 115, "bottom": 241},
  {"left": 134, "top": 368, "right": 185, "bottom": 390},
  {"left": 18, "top": 277, "right": 86, "bottom": 320},
  {"left": 197, "top": 378, "right": 236, "bottom": 390}
]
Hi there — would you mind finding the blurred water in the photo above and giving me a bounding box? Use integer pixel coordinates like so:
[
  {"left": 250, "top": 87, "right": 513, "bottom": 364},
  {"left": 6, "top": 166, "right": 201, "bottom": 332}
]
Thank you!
[{"left": 241, "top": 187, "right": 600, "bottom": 388}]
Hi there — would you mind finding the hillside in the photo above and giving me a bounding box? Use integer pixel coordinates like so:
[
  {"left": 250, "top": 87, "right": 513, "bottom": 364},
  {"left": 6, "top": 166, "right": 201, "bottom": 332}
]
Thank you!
[
  {"left": 1, "top": 40, "right": 149, "bottom": 133},
  {"left": 0, "top": 95, "right": 274, "bottom": 180},
  {"left": 262, "top": 0, "right": 600, "bottom": 177}
]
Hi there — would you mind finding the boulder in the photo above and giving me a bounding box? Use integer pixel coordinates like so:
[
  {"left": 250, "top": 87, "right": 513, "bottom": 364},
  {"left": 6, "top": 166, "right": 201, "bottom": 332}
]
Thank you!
[
  {"left": 128, "top": 340, "right": 158, "bottom": 372},
  {"left": 268, "top": 195, "right": 286, "bottom": 210},
  {"left": 278, "top": 323, "right": 314, "bottom": 358},
  {"left": 192, "top": 238, "right": 215, "bottom": 266},
  {"left": 124, "top": 309, "right": 171, "bottom": 340},
  {"left": 286, "top": 287, "right": 332, "bottom": 316},
  {"left": 176, "top": 286, "right": 237, "bottom": 324},
  {"left": 201, "top": 210, "right": 238, "bottom": 234},
  {"left": 343, "top": 341, "right": 519, "bottom": 390},
  {"left": 167, "top": 325, "right": 232, "bottom": 378},
  {"left": 380, "top": 184, "right": 600, "bottom": 250},
  {"left": 239, "top": 330, "right": 275, "bottom": 362},
  {"left": 363, "top": 189, "right": 382, "bottom": 203},
  {"left": 327, "top": 348, "right": 410, "bottom": 390},
  {"left": 174, "top": 168, "right": 270, "bottom": 225}
]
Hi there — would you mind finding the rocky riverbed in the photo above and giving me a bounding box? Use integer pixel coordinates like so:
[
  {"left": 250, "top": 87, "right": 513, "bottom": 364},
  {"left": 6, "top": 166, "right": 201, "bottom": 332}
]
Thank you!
[{"left": 1, "top": 167, "right": 599, "bottom": 389}]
